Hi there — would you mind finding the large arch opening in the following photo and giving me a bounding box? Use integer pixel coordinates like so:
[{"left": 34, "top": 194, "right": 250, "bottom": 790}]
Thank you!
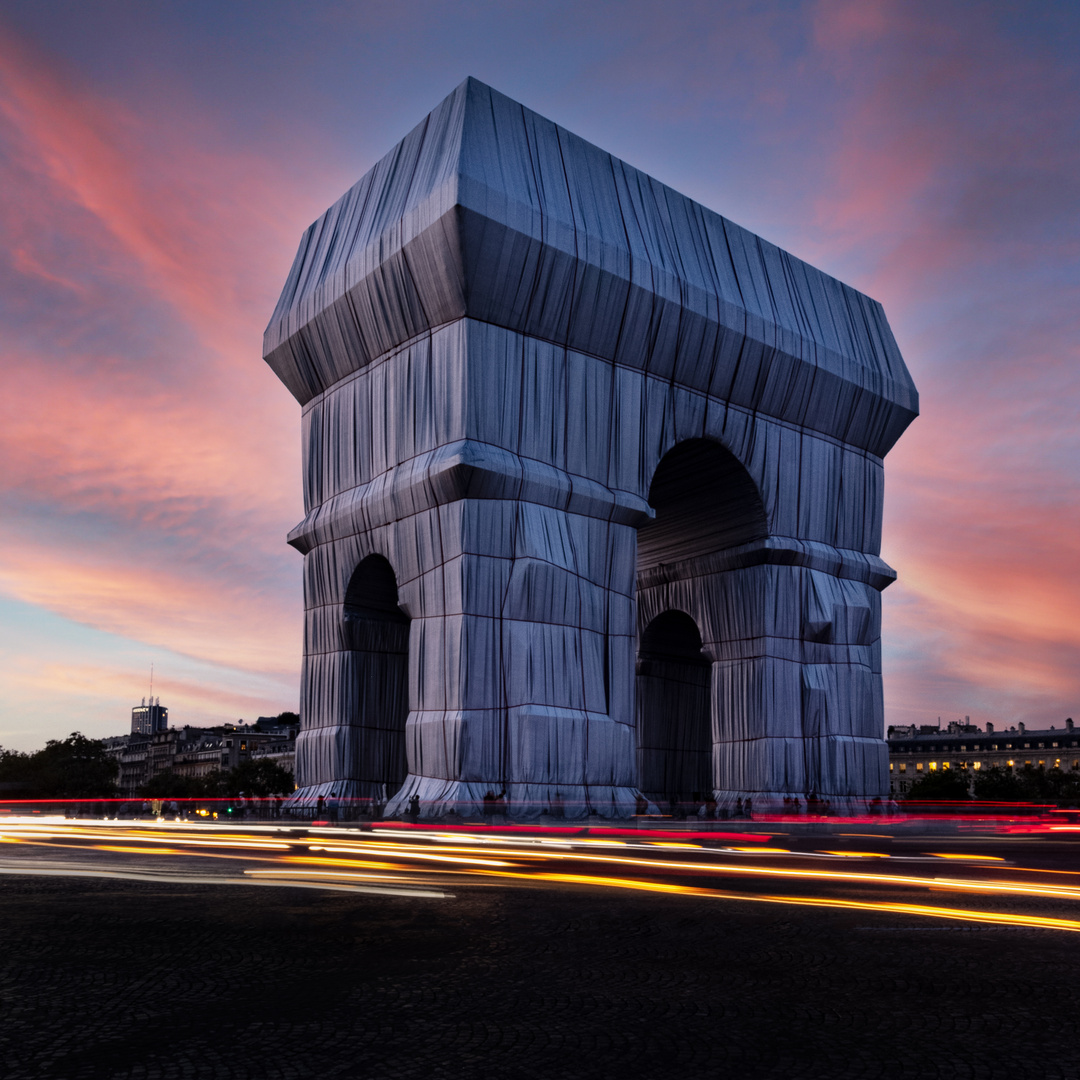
[
  {"left": 635, "top": 440, "right": 767, "bottom": 810},
  {"left": 342, "top": 554, "right": 410, "bottom": 796},
  {"left": 636, "top": 610, "right": 712, "bottom": 809},
  {"left": 637, "top": 438, "right": 767, "bottom": 571}
]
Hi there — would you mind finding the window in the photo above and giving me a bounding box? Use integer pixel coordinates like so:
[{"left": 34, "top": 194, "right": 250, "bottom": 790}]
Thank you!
[
  {"left": 929, "top": 762, "right": 938, "bottom": 771},
  {"left": 942, "top": 762, "right": 951, "bottom": 770},
  {"left": 1007, "top": 759, "right": 1015, "bottom": 768},
  {"left": 961, "top": 744, "right": 967, "bottom": 751},
  {"left": 889, "top": 763, "right": 894, "bottom": 771},
  {"left": 1024, "top": 742, "right": 1031, "bottom": 748},
  {"left": 1052, "top": 742, "right": 1059, "bottom": 748},
  {"left": 992, "top": 744, "right": 999, "bottom": 750},
  {"left": 1055, "top": 759, "right": 1061, "bottom": 769},
  {"left": 899, "top": 763, "right": 907, "bottom": 773},
  {"left": 917, "top": 763, "right": 924, "bottom": 772},
  {"left": 1006, "top": 743, "right": 1013, "bottom": 749},
  {"left": 973, "top": 761, "right": 981, "bottom": 770}
]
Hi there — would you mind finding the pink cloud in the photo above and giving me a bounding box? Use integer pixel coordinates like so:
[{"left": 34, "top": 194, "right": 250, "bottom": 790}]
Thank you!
[
  {"left": 1, "top": 5, "right": 1076, "bottom": 747},
  {"left": 0, "top": 540, "right": 299, "bottom": 676},
  {"left": 0, "top": 22, "right": 313, "bottom": 724}
]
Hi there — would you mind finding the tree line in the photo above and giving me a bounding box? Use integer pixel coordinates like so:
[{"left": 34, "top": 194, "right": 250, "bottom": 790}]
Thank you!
[
  {"left": 903, "top": 763, "right": 1080, "bottom": 805},
  {"left": 0, "top": 732, "right": 294, "bottom": 800}
]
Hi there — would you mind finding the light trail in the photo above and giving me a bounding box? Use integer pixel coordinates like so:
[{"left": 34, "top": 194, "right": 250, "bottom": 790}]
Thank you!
[
  {"left": 2, "top": 818, "right": 1080, "bottom": 930},
  {"left": 308, "top": 844, "right": 516, "bottom": 867},
  {"left": 454, "top": 869, "right": 1080, "bottom": 933},
  {"left": 0, "top": 859, "right": 449, "bottom": 898}
]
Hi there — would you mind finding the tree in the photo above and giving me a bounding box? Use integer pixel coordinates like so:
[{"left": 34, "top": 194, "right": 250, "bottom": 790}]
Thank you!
[
  {"left": 5, "top": 733, "right": 119, "bottom": 799},
  {"left": 140, "top": 770, "right": 218, "bottom": 799},
  {"left": 971, "top": 765, "right": 1026, "bottom": 802},
  {"left": 223, "top": 758, "right": 294, "bottom": 797},
  {"left": 904, "top": 768, "right": 970, "bottom": 802},
  {"left": 254, "top": 712, "right": 299, "bottom": 732},
  {"left": 0, "top": 746, "right": 32, "bottom": 792}
]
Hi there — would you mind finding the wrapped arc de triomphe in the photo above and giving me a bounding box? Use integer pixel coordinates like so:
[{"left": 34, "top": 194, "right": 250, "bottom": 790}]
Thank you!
[{"left": 263, "top": 78, "right": 918, "bottom": 818}]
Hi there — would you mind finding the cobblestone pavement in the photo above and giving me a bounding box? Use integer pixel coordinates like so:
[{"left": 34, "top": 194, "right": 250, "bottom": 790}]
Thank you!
[{"left": 3, "top": 870, "right": 1080, "bottom": 1080}]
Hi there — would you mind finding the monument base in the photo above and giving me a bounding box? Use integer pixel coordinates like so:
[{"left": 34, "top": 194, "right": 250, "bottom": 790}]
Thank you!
[{"left": 385, "top": 774, "right": 645, "bottom": 820}]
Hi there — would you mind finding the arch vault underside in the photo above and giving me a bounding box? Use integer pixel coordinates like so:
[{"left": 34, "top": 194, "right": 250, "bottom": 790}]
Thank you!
[{"left": 265, "top": 79, "right": 918, "bottom": 816}]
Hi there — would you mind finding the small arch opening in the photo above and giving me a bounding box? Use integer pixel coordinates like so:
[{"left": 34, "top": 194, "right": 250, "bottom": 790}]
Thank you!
[
  {"left": 636, "top": 610, "right": 712, "bottom": 810},
  {"left": 342, "top": 555, "right": 410, "bottom": 795}
]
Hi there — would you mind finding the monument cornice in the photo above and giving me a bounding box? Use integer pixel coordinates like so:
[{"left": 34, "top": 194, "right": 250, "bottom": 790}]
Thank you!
[{"left": 264, "top": 78, "right": 918, "bottom": 458}]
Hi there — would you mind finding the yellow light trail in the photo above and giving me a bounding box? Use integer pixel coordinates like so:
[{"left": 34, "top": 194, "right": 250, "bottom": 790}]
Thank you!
[
  {"left": 819, "top": 851, "right": 890, "bottom": 858},
  {"left": 309, "top": 844, "right": 515, "bottom": 867},
  {"left": 927, "top": 853, "right": 1006, "bottom": 861},
  {"left": 455, "top": 869, "right": 1080, "bottom": 932},
  {"left": 8, "top": 826, "right": 1080, "bottom": 905},
  {"left": 6, "top": 821, "right": 1080, "bottom": 926}
]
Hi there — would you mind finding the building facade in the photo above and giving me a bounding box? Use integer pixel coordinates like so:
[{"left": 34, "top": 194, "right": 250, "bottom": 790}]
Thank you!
[
  {"left": 130, "top": 697, "right": 168, "bottom": 736},
  {"left": 105, "top": 722, "right": 298, "bottom": 798},
  {"left": 887, "top": 719, "right": 1079, "bottom": 796}
]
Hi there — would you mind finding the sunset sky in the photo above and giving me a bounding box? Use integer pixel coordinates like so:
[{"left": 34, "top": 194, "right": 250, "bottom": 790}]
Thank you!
[{"left": 1, "top": 0, "right": 1077, "bottom": 750}]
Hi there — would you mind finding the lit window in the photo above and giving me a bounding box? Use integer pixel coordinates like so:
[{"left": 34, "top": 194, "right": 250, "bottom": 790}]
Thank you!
[
  {"left": 1073, "top": 761, "right": 1079, "bottom": 770},
  {"left": 992, "top": 744, "right": 999, "bottom": 751},
  {"left": 899, "top": 763, "right": 907, "bottom": 773},
  {"left": 917, "top": 763, "right": 924, "bottom": 772},
  {"left": 889, "top": 763, "right": 894, "bottom": 771},
  {"left": 1007, "top": 759, "right": 1014, "bottom": 767},
  {"left": 929, "top": 761, "right": 938, "bottom": 771},
  {"left": 961, "top": 744, "right": 967, "bottom": 751},
  {"left": 1055, "top": 759, "right": 1061, "bottom": 769},
  {"left": 1052, "top": 742, "right": 1059, "bottom": 748},
  {"left": 1006, "top": 743, "right": 1013, "bottom": 749},
  {"left": 973, "top": 761, "right": 981, "bottom": 770}
]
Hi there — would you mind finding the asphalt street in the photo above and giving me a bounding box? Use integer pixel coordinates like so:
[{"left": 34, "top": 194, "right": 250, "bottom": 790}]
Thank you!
[{"left": 3, "top": 816, "right": 1080, "bottom": 1079}]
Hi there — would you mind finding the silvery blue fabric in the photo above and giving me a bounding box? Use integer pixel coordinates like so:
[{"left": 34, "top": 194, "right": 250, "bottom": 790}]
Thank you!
[{"left": 264, "top": 78, "right": 918, "bottom": 817}]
